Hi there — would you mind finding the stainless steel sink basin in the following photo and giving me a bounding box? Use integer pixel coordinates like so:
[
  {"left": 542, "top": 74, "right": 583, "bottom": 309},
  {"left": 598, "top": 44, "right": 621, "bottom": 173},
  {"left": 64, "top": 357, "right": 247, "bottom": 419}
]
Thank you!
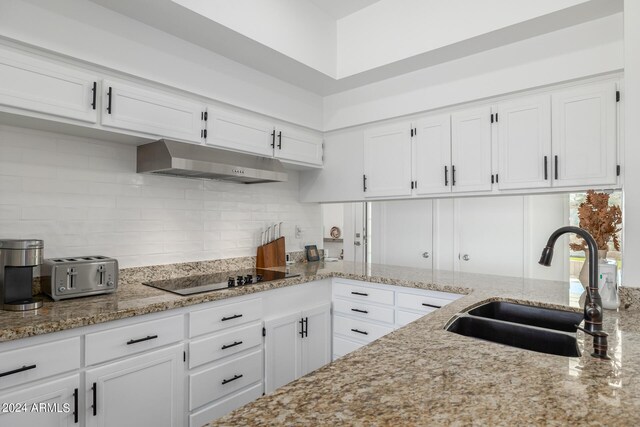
[
  {"left": 468, "top": 301, "right": 583, "bottom": 332},
  {"left": 447, "top": 316, "right": 580, "bottom": 357},
  {"left": 445, "top": 301, "right": 582, "bottom": 357}
]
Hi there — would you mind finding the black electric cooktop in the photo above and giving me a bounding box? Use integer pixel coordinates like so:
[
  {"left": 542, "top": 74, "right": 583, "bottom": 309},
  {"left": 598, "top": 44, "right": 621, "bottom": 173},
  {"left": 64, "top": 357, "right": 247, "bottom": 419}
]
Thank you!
[{"left": 143, "top": 268, "right": 300, "bottom": 296}]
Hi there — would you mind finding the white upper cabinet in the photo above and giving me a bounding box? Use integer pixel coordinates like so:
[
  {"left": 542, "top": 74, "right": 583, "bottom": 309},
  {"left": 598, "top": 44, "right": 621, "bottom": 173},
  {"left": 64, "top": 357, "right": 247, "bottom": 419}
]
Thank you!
[
  {"left": 101, "top": 79, "right": 204, "bottom": 143},
  {"left": 299, "top": 128, "right": 364, "bottom": 202},
  {"left": 363, "top": 122, "right": 413, "bottom": 198},
  {"left": 204, "top": 107, "right": 274, "bottom": 157},
  {"left": 274, "top": 125, "right": 323, "bottom": 166},
  {"left": 0, "top": 47, "right": 98, "bottom": 123},
  {"left": 412, "top": 114, "right": 452, "bottom": 195},
  {"left": 451, "top": 106, "right": 492, "bottom": 193},
  {"left": 497, "top": 95, "right": 552, "bottom": 190},
  {"left": 551, "top": 81, "right": 618, "bottom": 187}
]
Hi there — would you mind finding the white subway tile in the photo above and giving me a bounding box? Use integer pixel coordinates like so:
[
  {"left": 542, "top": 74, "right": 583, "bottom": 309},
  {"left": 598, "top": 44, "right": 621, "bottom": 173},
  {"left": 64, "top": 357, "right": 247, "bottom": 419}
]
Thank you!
[{"left": 0, "top": 126, "right": 321, "bottom": 266}]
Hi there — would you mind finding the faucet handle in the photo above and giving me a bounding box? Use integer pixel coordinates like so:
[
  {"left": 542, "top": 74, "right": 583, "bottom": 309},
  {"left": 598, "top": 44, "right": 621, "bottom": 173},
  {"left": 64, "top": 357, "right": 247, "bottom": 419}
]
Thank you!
[{"left": 575, "top": 325, "right": 609, "bottom": 359}]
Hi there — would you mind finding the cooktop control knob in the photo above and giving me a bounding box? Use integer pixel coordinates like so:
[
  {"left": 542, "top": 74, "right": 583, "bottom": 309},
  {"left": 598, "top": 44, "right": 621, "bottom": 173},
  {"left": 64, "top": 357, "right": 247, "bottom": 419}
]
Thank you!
[
  {"left": 245, "top": 274, "right": 253, "bottom": 284},
  {"left": 256, "top": 274, "right": 263, "bottom": 282},
  {"left": 236, "top": 275, "right": 245, "bottom": 286},
  {"left": 227, "top": 277, "right": 235, "bottom": 287}
]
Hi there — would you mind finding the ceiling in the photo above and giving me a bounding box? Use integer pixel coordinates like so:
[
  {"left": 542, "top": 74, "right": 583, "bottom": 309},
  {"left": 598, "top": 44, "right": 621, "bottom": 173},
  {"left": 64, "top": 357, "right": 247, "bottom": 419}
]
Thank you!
[
  {"left": 309, "top": 0, "right": 381, "bottom": 19},
  {"left": 88, "top": 0, "right": 622, "bottom": 95}
]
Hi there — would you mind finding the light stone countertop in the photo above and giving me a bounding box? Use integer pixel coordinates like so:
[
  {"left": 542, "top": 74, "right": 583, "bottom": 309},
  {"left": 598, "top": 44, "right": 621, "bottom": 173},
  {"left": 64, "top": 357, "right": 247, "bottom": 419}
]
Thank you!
[
  {"left": 0, "top": 259, "right": 638, "bottom": 425},
  {"left": 209, "top": 262, "right": 640, "bottom": 426}
]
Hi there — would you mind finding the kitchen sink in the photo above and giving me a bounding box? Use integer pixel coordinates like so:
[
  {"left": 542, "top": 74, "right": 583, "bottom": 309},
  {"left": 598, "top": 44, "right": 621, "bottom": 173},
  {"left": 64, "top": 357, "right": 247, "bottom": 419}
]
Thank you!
[
  {"left": 468, "top": 301, "right": 583, "bottom": 332},
  {"left": 447, "top": 316, "right": 580, "bottom": 357},
  {"left": 445, "top": 301, "right": 583, "bottom": 357}
]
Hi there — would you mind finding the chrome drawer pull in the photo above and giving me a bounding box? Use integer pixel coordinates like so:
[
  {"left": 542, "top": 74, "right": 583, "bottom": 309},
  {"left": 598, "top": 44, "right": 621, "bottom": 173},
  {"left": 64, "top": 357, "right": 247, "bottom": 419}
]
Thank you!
[
  {"left": 126, "top": 335, "right": 158, "bottom": 345},
  {"left": 221, "top": 341, "right": 243, "bottom": 350},
  {"left": 221, "top": 374, "right": 243, "bottom": 385}
]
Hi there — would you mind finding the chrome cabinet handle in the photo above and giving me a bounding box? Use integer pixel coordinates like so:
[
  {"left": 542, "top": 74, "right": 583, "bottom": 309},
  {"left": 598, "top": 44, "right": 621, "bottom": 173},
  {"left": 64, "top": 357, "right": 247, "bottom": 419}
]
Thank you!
[
  {"left": 422, "top": 252, "right": 430, "bottom": 258},
  {"left": 354, "top": 241, "right": 361, "bottom": 246},
  {"left": 461, "top": 254, "right": 470, "bottom": 261}
]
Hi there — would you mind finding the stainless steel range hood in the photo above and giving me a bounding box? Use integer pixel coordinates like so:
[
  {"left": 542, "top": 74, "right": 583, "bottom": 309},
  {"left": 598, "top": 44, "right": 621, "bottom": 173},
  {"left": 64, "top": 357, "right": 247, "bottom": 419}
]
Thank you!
[{"left": 137, "top": 139, "right": 288, "bottom": 184}]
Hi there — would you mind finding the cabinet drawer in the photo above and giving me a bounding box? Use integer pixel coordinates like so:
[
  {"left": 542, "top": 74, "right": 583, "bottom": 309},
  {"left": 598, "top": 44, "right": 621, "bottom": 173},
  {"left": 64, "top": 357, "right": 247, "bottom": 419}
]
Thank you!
[
  {"left": 396, "top": 291, "right": 459, "bottom": 312},
  {"left": 333, "top": 281, "right": 394, "bottom": 306},
  {"left": 396, "top": 310, "right": 425, "bottom": 327},
  {"left": 189, "top": 382, "right": 263, "bottom": 427},
  {"left": 190, "top": 298, "right": 262, "bottom": 338},
  {"left": 333, "top": 315, "right": 394, "bottom": 343},
  {"left": 190, "top": 322, "right": 263, "bottom": 369},
  {"left": 189, "top": 349, "right": 263, "bottom": 410},
  {"left": 0, "top": 337, "right": 80, "bottom": 390},
  {"left": 85, "top": 315, "right": 184, "bottom": 366},
  {"left": 333, "top": 335, "right": 364, "bottom": 358},
  {"left": 333, "top": 298, "right": 394, "bottom": 324}
]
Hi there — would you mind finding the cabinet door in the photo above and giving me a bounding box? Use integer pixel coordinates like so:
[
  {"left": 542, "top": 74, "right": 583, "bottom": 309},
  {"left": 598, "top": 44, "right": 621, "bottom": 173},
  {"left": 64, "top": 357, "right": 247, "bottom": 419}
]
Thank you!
[
  {"left": 274, "top": 126, "right": 323, "bottom": 166},
  {"left": 370, "top": 199, "right": 433, "bottom": 269},
  {"left": 0, "top": 47, "right": 97, "bottom": 123},
  {"left": 497, "top": 95, "right": 552, "bottom": 190},
  {"left": 301, "top": 303, "right": 331, "bottom": 376},
  {"left": 0, "top": 375, "right": 79, "bottom": 427},
  {"left": 363, "top": 122, "right": 412, "bottom": 198},
  {"left": 451, "top": 107, "right": 492, "bottom": 193},
  {"left": 206, "top": 107, "right": 274, "bottom": 157},
  {"left": 551, "top": 81, "right": 617, "bottom": 187},
  {"left": 85, "top": 344, "right": 183, "bottom": 427},
  {"left": 455, "top": 196, "right": 524, "bottom": 277},
  {"left": 264, "top": 312, "right": 302, "bottom": 393},
  {"left": 413, "top": 114, "right": 452, "bottom": 195},
  {"left": 299, "top": 129, "right": 364, "bottom": 203},
  {"left": 101, "top": 79, "right": 203, "bottom": 143}
]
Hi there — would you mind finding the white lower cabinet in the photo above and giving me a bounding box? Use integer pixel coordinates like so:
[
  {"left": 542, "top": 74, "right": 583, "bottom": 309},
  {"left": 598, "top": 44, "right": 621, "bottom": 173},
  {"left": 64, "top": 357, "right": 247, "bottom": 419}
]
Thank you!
[
  {"left": 0, "top": 374, "right": 80, "bottom": 427},
  {"left": 85, "top": 344, "right": 184, "bottom": 427},
  {"left": 189, "top": 349, "right": 263, "bottom": 410},
  {"left": 0, "top": 278, "right": 463, "bottom": 426},
  {"left": 264, "top": 303, "right": 331, "bottom": 393},
  {"left": 332, "top": 279, "right": 463, "bottom": 361},
  {"left": 188, "top": 383, "right": 263, "bottom": 427},
  {"left": 186, "top": 298, "right": 264, "bottom": 426}
]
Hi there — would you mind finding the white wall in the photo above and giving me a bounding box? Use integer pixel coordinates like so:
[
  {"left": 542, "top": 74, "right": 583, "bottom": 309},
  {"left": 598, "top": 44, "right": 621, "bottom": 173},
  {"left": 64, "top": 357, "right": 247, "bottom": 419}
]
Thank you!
[
  {"left": 622, "top": 0, "right": 640, "bottom": 287},
  {"left": 326, "top": 13, "right": 623, "bottom": 130},
  {"left": 173, "top": 0, "right": 337, "bottom": 77},
  {"left": 0, "top": 0, "right": 323, "bottom": 130},
  {"left": 321, "top": 204, "right": 344, "bottom": 238},
  {"left": 337, "top": 0, "right": 589, "bottom": 77},
  {"left": 0, "top": 125, "right": 322, "bottom": 268}
]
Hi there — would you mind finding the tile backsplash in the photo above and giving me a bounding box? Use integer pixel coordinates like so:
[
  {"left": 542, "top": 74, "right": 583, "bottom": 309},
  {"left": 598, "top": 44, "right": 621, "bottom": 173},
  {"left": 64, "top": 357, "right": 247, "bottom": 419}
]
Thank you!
[{"left": 0, "top": 125, "right": 321, "bottom": 268}]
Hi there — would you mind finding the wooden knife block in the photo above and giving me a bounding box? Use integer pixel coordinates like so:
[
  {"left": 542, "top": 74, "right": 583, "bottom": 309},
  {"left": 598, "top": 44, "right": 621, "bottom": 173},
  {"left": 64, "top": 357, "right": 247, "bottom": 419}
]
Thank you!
[{"left": 256, "top": 237, "right": 286, "bottom": 268}]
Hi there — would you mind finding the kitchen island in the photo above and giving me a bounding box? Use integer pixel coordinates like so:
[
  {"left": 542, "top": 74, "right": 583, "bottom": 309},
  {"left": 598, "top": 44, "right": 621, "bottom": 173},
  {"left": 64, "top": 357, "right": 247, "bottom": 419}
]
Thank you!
[
  {"left": 0, "top": 259, "right": 638, "bottom": 425},
  {"left": 208, "top": 262, "right": 640, "bottom": 426}
]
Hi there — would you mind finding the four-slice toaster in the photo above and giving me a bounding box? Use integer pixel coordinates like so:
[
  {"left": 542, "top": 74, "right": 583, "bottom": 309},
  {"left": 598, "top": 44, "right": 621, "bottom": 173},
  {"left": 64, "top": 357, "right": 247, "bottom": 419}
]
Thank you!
[{"left": 41, "top": 256, "right": 118, "bottom": 300}]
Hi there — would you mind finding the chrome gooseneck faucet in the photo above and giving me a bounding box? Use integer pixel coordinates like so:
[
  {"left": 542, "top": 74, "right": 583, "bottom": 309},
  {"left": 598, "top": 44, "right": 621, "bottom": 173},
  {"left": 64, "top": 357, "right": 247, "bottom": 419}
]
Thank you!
[{"left": 539, "top": 226, "right": 603, "bottom": 333}]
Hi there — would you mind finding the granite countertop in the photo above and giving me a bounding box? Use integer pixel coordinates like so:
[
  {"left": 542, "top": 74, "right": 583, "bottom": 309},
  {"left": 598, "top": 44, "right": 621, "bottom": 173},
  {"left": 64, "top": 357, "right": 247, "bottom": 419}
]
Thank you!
[
  {"left": 0, "top": 258, "right": 591, "bottom": 342},
  {"left": 1, "top": 259, "right": 638, "bottom": 425},
  {"left": 210, "top": 262, "right": 640, "bottom": 426}
]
